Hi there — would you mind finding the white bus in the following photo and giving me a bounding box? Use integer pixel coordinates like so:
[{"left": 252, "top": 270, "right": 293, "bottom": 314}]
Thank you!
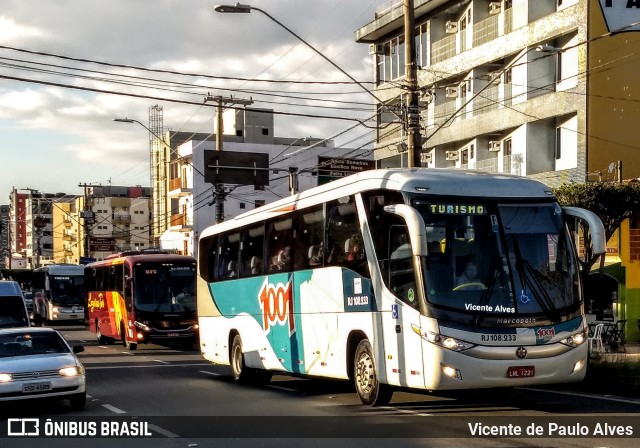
[
  {"left": 197, "top": 169, "right": 605, "bottom": 405},
  {"left": 32, "top": 264, "right": 85, "bottom": 325}
]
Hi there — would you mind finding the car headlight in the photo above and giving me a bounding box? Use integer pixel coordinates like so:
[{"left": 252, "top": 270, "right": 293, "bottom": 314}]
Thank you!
[
  {"left": 560, "top": 329, "right": 588, "bottom": 347},
  {"left": 0, "top": 373, "right": 12, "bottom": 383},
  {"left": 59, "top": 366, "right": 84, "bottom": 377}
]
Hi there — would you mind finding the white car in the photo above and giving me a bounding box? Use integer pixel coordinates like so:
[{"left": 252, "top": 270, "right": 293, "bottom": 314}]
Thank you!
[{"left": 0, "top": 327, "right": 86, "bottom": 409}]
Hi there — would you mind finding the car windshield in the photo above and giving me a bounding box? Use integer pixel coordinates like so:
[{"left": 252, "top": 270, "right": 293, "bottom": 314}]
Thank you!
[
  {"left": 133, "top": 263, "right": 197, "bottom": 313},
  {"left": 414, "top": 199, "right": 579, "bottom": 320},
  {"left": 50, "top": 275, "right": 85, "bottom": 306},
  {"left": 0, "top": 296, "right": 29, "bottom": 328},
  {"left": 0, "top": 332, "right": 69, "bottom": 357}
]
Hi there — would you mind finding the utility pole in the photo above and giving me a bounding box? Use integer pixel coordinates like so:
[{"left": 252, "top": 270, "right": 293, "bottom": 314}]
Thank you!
[
  {"left": 78, "top": 183, "right": 99, "bottom": 260},
  {"left": 404, "top": 0, "right": 422, "bottom": 168},
  {"left": 204, "top": 94, "right": 253, "bottom": 223}
]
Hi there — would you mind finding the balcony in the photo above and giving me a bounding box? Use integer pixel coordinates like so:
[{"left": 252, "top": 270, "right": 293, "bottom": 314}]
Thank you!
[
  {"left": 170, "top": 213, "right": 192, "bottom": 232},
  {"left": 168, "top": 177, "right": 192, "bottom": 198},
  {"left": 112, "top": 230, "right": 131, "bottom": 239},
  {"left": 112, "top": 213, "right": 131, "bottom": 224}
]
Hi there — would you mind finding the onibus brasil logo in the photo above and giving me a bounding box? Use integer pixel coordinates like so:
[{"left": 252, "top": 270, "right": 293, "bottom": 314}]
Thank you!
[{"left": 258, "top": 277, "right": 295, "bottom": 335}]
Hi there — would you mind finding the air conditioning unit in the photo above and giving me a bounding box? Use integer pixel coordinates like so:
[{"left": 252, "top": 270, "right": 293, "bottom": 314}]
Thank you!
[
  {"left": 488, "top": 140, "right": 501, "bottom": 152},
  {"left": 421, "top": 152, "right": 433, "bottom": 164},
  {"left": 445, "top": 21, "right": 458, "bottom": 34},
  {"left": 445, "top": 86, "right": 459, "bottom": 98},
  {"left": 446, "top": 151, "right": 459, "bottom": 161},
  {"left": 489, "top": 2, "right": 501, "bottom": 15},
  {"left": 368, "top": 44, "right": 383, "bottom": 55}
]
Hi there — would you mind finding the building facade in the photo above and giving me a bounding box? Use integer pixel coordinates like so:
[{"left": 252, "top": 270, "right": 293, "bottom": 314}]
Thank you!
[
  {"left": 161, "top": 109, "right": 372, "bottom": 256},
  {"left": 356, "top": 0, "right": 640, "bottom": 185},
  {"left": 0, "top": 204, "right": 9, "bottom": 269}
]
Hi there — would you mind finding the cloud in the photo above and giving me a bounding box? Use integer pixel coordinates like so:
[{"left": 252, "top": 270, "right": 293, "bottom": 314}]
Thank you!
[{"left": 0, "top": 16, "right": 46, "bottom": 42}]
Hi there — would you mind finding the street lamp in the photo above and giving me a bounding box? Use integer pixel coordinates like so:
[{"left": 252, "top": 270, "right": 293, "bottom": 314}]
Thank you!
[{"left": 214, "top": 3, "right": 416, "bottom": 167}]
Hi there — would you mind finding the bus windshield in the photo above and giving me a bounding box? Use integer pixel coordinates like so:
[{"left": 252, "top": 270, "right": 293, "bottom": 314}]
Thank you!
[
  {"left": 50, "top": 276, "right": 85, "bottom": 306},
  {"left": 133, "top": 263, "right": 197, "bottom": 313},
  {"left": 414, "top": 200, "right": 579, "bottom": 320}
]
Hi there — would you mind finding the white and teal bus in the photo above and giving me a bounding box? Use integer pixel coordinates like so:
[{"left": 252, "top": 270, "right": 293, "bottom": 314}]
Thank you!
[{"left": 197, "top": 169, "right": 605, "bottom": 405}]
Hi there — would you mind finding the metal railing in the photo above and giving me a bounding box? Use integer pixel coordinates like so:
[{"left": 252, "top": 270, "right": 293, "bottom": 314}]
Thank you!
[
  {"left": 473, "top": 14, "right": 499, "bottom": 47},
  {"left": 431, "top": 34, "right": 456, "bottom": 64}
]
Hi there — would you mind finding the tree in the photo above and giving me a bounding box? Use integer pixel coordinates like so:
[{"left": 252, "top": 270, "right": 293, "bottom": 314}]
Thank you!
[{"left": 553, "top": 181, "right": 640, "bottom": 273}]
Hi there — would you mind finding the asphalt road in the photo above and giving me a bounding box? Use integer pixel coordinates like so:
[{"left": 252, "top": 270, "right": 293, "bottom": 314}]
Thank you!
[{"left": 1, "top": 324, "right": 640, "bottom": 448}]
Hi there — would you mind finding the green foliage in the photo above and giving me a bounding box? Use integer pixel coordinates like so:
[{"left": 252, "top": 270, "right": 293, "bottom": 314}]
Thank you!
[{"left": 554, "top": 182, "right": 640, "bottom": 242}]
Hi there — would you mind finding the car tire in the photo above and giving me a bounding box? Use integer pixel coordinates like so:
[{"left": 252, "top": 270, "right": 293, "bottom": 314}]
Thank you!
[
  {"left": 96, "top": 321, "right": 108, "bottom": 345},
  {"left": 120, "top": 322, "right": 137, "bottom": 351},
  {"left": 69, "top": 392, "right": 86, "bottom": 411}
]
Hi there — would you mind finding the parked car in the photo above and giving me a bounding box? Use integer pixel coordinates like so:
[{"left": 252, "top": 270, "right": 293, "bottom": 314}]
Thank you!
[
  {"left": 0, "top": 281, "right": 30, "bottom": 328},
  {"left": 0, "top": 327, "right": 86, "bottom": 409}
]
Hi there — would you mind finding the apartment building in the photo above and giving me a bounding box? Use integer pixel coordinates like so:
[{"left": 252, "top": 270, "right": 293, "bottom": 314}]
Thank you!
[
  {"left": 83, "top": 186, "right": 152, "bottom": 260},
  {"left": 356, "top": 0, "right": 640, "bottom": 186},
  {"left": 162, "top": 109, "right": 371, "bottom": 256},
  {"left": 51, "top": 198, "right": 82, "bottom": 265}
]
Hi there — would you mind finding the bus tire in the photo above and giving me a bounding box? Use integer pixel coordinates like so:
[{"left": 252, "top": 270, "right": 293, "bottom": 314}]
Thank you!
[
  {"left": 120, "top": 322, "right": 137, "bottom": 351},
  {"left": 354, "top": 339, "right": 392, "bottom": 406},
  {"left": 230, "top": 335, "right": 271, "bottom": 386}
]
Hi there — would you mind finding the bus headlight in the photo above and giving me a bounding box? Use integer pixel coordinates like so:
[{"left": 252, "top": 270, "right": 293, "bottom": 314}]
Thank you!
[
  {"left": 417, "top": 328, "right": 475, "bottom": 352},
  {"left": 560, "top": 329, "right": 588, "bottom": 348},
  {"left": 134, "top": 321, "right": 150, "bottom": 332}
]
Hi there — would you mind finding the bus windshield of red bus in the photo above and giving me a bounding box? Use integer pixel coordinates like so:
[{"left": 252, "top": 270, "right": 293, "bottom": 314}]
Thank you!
[
  {"left": 133, "top": 263, "right": 196, "bottom": 313},
  {"left": 50, "top": 275, "right": 85, "bottom": 306}
]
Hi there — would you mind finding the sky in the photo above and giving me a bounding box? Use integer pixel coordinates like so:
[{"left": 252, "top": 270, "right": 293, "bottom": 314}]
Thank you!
[{"left": 0, "top": 0, "right": 385, "bottom": 202}]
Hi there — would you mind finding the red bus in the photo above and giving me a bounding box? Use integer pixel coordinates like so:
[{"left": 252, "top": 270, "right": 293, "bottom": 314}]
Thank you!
[{"left": 84, "top": 251, "right": 198, "bottom": 350}]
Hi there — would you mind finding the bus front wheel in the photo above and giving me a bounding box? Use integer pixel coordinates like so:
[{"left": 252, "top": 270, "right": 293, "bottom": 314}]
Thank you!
[
  {"left": 120, "top": 323, "right": 137, "bottom": 351},
  {"left": 96, "top": 321, "right": 109, "bottom": 345},
  {"left": 354, "top": 339, "right": 393, "bottom": 406},
  {"left": 230, "top": 335, "right": 271, "bottom": 386}
]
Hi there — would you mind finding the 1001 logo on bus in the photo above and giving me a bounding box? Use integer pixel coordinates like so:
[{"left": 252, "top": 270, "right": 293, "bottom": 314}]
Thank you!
[{"left": 258, "top": 277, "right": 295, "bottom": 335}]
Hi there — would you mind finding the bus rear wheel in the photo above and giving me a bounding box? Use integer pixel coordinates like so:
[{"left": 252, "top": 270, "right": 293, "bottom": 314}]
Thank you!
[
  {"left": 354, "top": 339, "right": 392, "bottom": 406},
  {"left": 230, "top": 335, "right": 271, "bottom": 386}
]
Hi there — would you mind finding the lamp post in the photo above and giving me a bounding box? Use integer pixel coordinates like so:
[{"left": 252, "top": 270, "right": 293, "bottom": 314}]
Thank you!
[{"left": 113, "top": 117, "right": 170, "bottom": 246}]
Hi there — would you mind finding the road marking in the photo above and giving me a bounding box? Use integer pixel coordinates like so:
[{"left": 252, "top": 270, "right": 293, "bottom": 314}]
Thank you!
[
  {"left": 517, "top": 387, "right": 640, "bottom": 405},
  {"left": 379, "top": 406, "right": 432, "bottom": 416},
  {"left": 86, "top": 363, "right": 212, "bottom": 370},
  {"left": 102, "top": 404, "right": 126, "bottom": 414},
  {"left": 148, "top": 424, "right": 180, "bottom": 438},
  {"left": 200, "top": 370, "right": 221, "bottom": 376},
  {"left": 154, "top": 360, "right": 169, "bottom": 364},
  {"left": 122, "top": 351, "right": 135, "bottom": 356}
]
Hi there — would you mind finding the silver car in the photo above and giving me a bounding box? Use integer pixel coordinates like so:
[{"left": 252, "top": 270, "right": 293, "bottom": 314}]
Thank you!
[{"left": 0, "top": 327, "right": 86, "bottom": 409}]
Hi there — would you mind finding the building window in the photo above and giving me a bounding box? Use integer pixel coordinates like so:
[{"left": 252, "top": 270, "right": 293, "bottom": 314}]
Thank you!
[
  {"left": 262, "top": 128, "right": 269, "bottom": 136},
  {"left": 239, "top": 203, "right": 246, "bottom": 210},
  {"left": 504, "top": 139, "right": 512, "bottom": 157},
  {"left": 555, "top": 127, "right": 562, "bottom": 160},
  {"left": 255, "top": 200, "right": 265, "bottom": 209},
  {"left": 236, "top": 130, "right": 243, "bottom": 137}
]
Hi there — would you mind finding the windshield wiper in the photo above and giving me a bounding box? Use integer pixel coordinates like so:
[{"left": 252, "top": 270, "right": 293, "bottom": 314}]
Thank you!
[
  {"left": 474, "top": 262, "right": 499, "bottom": 325},
  {"left": 512, "top": 236, "right": 560, "bottom": 322}
]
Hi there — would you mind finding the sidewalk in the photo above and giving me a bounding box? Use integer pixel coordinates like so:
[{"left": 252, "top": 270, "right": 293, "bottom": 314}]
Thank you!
[{"left": 594, "top": 342, "right": 640, "bottom": 362}]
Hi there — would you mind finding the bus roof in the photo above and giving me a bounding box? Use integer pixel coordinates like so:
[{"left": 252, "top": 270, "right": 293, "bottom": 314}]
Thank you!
[
  {"left": 84, "top": 253, "right": 196, "bottom": 268},
  {"left": 200, "top": 168, "right": 555, "bottom": 238},
  {"left": 33, "top": 264, "right": 85, "bottom": 276}
]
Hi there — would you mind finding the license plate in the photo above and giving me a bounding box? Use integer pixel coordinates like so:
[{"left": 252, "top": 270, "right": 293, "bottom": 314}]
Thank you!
[
  {"left": 22, "top": 382, "right": 51, "bottom": 393},
  {"left": 507, "top": 366, "right": 535, "bottom": 378},
  {"left": 167, "top": 333, "right": 180, "bottom": 337}
]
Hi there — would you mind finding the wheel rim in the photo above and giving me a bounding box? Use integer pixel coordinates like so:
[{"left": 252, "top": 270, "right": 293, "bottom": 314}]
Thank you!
[
  {"left": 96, "top": 323, "right": 102, "bottom": 341},
  {"left": 356, "top": 350, "right": 375, "bottom": 396},
  {"left": 232, "top": 344, "right": 242, "bottom": 378}
]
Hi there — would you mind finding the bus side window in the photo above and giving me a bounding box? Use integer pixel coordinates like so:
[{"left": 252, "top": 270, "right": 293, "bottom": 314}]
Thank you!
[
  {"left": 239, "top": 225, "right": 265, "bottom": 278},
  {"left": 198, "top": 235, "right": 217, "bottom": 283},
  {"left": 266, "top": 218, "right": 293, "bottom": 273},
  {"left": 218, "top": 233, "right": 241, "bottom": 280},
  {"left": 293, "top": 205, "right": 324, "bottom": 271},
  {"left": 124, "top": 265, "right": 133, "bottom": 311},
  {"left": 388, "top": 225, "right": 419, "bottom": 309}
]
